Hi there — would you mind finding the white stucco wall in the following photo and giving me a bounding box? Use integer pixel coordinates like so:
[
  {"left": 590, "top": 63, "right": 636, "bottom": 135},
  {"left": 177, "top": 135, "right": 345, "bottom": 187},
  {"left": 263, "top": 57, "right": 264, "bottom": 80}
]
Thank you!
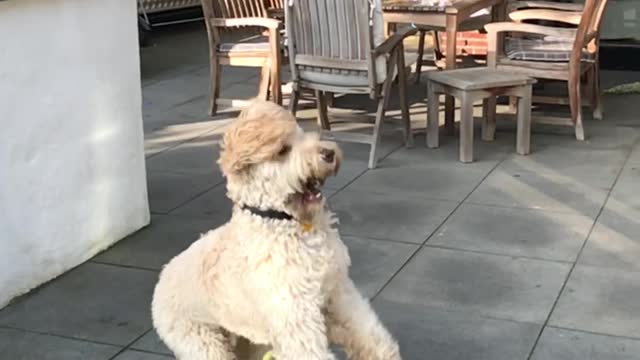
[{"left": 0, "top": 0, "right": 150, "bottom": 308}]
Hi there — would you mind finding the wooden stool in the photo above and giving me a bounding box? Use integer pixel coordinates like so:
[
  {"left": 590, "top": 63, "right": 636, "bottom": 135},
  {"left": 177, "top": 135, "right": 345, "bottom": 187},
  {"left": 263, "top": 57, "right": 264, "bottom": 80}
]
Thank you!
[{"left": 425, "top": 68, "right": 536, "bottom": 163}]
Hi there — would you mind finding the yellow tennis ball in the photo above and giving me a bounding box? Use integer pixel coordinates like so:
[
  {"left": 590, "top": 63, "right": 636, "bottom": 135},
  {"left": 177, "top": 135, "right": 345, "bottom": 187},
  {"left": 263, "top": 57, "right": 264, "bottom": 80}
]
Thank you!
[{"left": 262, "top": 350, "right": 275, "bottom": 360}]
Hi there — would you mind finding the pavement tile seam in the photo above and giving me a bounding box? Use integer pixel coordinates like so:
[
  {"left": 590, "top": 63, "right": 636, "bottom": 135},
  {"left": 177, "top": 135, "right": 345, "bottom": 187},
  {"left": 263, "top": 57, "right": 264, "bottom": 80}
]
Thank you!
[
  {"left": 142, "top": 63, "right": 210, "bottom": 89},
  {"left": 0, "top": 324, "right": 127, "bottom": 349},
  {"left": 127, "top": 349, "right": 174, "bottom": 357},
  {"left": 422, "top": 244, "right": 575, "bottom": 266},
  {"left": 88, "top": 260, "right": 161, "bottom": 273},
  {"left": 372, "top": 298, "right": 545, "bottom": 328},
  {"left": 461, "top": 200, "right": 601, "bottom": 217},
  {"left": 168, "top": 94, "right": 207, "bottom": 110},
  {"left": 164, "top": 182, "right": 229, "bottom": 217},
  {"left": 327, "top": 168, "right": 370, "bottom": 199},
  {"left": 114, "top": 350, "right": 174, "bottom": 359},
  {"left": 548, "top": 325, "right": 640, "bottom": 343},
  {"left": 146, "top": 174, "right": 224, "bottom": 215},
  {"left": 523, "top": 137, "right": 638, "bottom": 360},
  {"left": 165, "top": 183, "right": 226, "bottom": 215},
  {"left": 369, "top": 155, "right": 507, "bottom": 301},
  {"left": 107, "top": 329, "right": 157, "bottom": 360},
  {"left": 464, "top": 198, "right": 604, "bottom": 217},
  {"left": 337, "top": 186, "right": 478, "bottom": 203},
  {"left": 339, "top": 234, "right": 424, "bottom": 247},
  {"left": 331, "top": 195, "right": 460, "bottom": 243}
]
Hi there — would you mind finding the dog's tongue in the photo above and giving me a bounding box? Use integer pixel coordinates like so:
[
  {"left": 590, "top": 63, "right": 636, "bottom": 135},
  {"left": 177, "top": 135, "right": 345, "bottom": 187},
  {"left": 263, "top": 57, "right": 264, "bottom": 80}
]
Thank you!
[
  {"left": 304, "top": 191, "right": 322, "bottom": 203},
  {"left": 304, "top": 193, "right": 314, "bottom": 202}
]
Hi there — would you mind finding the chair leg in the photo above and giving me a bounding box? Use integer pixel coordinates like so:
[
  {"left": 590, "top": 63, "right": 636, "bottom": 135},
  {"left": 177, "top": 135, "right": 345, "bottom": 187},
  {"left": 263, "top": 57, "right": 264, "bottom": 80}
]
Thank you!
[
  {"left": 270, "top": 58, "right": 282, "bottom": 106},
  {"left": 315, "top": 90, "right": 330, "bottom": 130},
  {"left": 415, "top": 30, "right": 426, "bottom": 84},
  {"left": 369, "top": 51, "right": 398, "bottom": 169},
  {"left": 370, "top": 96, "right": 386, "bottom": 169},
  {"left": 258, "top": 64, "right": 271, "bottom": 101},
  {"left": 433, "top": 31, "right": 443, "bottom": 60},
  {"left": 397, "top": 46, "right": 414, "bottom": 148},
  {"left": 208, "top": 58, "right": 221, "bottom": 116},
  {"left": 588, "top": 64, "right": 603, "bottom": 120},
  {"left": 326, "top": 92, "right": 335, "bottom": 107},
  {"left": 569, "top": 75, "right": 585, "bottom": 141},
  {"left": 289, "top": 88, "right": 300, "bottom": 116}
]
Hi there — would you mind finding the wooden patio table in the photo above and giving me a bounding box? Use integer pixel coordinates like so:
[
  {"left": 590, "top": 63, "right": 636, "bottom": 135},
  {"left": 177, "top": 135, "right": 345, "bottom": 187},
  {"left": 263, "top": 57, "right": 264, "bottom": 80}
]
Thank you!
[{"left": 382, "top": 0, "right": 508, "bottom": 133}]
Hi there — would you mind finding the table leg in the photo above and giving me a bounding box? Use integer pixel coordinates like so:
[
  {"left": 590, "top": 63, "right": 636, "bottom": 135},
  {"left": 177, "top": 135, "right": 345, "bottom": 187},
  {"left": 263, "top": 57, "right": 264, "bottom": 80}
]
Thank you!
[
  {"left": 459, "top": 92, "right": 474, "bottom": 163},
  {"left": 482, "top": 96, "right": 497, "bottom": 141},
  {"left": 426, "top": 82, "right": 440, "bottom": 148},
  {"left": 516, "top": 86, "right": 532, "bottom": 155},
  {"left": 444, "top": 14, "right": 458, "bottom": 136}
]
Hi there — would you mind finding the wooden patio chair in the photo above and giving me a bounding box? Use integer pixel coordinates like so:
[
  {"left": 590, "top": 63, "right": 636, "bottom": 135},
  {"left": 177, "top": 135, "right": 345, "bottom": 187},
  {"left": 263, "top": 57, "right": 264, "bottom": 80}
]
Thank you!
[
  {"left": 264, "top": 0, "right": 285, "bottom": 19},
  {"left": 201, "top": 0, "right": 283, "bottom": 116},
  {"left": 414, "top": 11, "right": 492, "bottom": 83},
  {"left": 484, "top": 0, "right": 608, "bottom": 140},
  {"left": 285, "top": 0, "right": 417, "bottom": 169}
]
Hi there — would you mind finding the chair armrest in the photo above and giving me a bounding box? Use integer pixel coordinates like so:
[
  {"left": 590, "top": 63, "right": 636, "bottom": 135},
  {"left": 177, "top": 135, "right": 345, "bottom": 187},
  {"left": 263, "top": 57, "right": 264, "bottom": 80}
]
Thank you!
[
  {"left": 511, "top": 0, "right": 584, "bottom": 11},
  {"left": 210, "top": 17, "right": 281, "bottom": 30},
  {"left": 509, "top": 9, "right": 581, "bottom": 25},
  {"left": 484, "top": 21, "right": 576, "bottom": 38},
  {"left": 373, "top": 26, "right": 418, "bottom": 56}
]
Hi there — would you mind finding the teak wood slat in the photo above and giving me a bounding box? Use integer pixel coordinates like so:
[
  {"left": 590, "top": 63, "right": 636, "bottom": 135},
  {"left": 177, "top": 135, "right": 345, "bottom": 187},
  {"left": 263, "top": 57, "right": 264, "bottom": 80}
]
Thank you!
[
  {"left": 286, "top": 0, "right": 416, "bottom": 169},
  {"left": 485, "top": 0, "right": 609, "bottom": 140},
  {"left": 201, "top": 0, "right": 285, "bottom": 115}
]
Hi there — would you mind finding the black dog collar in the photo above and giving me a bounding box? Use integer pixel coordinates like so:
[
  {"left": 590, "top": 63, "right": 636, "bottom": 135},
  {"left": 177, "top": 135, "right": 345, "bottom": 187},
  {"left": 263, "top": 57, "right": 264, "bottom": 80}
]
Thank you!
[{"left": 241, "top": 205, "right": 294, "bottom": 221}]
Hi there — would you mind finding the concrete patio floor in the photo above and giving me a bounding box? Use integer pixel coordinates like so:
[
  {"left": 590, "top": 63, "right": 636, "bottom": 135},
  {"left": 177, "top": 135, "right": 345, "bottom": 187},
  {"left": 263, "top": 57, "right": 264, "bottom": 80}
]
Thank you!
[{"left": 2, "top": 23, "right": 640, "bottom": 360}]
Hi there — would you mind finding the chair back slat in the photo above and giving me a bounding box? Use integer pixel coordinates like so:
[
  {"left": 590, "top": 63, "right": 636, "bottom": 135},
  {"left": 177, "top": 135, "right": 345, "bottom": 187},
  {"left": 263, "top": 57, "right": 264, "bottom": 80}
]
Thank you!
[
  {"left": 325, "top": 0, "right": 339, "bottom": 58},
  {"left": 286, "top": 0, "right": 385, "bottom": 94},
  {"left": 309, "top": 0, "right": 323, "bottom": 56},
  {"left": 237, "top": 0, "right": 249, "bottom": 17},
  {"left": 201, "top": 0, "right": 268, "bottom": 19},
  {"left": 288, "top": 0, "right": 372, "bottom": 62},
  {"left": 267, "top": 0, "right": 284, "bottom": 9}
]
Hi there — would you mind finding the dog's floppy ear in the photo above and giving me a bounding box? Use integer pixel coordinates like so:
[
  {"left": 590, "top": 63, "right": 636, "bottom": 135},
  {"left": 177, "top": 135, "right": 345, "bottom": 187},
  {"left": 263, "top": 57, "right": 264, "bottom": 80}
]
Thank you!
[{"left": 218, "top": 116, "right": 296, "bottom": 176}]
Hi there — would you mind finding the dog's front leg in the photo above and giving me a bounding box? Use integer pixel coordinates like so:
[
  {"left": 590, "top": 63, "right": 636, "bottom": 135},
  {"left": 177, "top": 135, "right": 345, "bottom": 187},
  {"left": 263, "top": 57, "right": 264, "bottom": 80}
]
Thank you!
[
  {"left": 327, "top": 278, "right": 401, "bottom": 360},
  {"left": 269, "top": 296, "right": 335, "bottom": 360}
]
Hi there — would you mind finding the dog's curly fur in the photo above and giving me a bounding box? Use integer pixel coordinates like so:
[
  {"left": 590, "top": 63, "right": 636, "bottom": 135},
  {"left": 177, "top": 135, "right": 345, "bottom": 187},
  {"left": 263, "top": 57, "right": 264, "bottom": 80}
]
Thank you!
[{"left": 152, "top": 100, "right": 401, "bottom": 360}]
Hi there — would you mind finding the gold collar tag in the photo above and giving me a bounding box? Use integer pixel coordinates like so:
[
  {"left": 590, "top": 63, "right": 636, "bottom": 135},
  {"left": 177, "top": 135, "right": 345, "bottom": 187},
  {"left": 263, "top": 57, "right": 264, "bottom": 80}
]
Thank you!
[{"left": 302, "top": 222, "right": 313, "bottom": 233}]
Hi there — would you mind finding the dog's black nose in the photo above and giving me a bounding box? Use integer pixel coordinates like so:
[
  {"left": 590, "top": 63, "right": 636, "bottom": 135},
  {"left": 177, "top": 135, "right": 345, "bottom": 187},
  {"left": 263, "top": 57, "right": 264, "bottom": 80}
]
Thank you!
[{"left": 320, "top": 148, "right": 335, "bottom": 163}]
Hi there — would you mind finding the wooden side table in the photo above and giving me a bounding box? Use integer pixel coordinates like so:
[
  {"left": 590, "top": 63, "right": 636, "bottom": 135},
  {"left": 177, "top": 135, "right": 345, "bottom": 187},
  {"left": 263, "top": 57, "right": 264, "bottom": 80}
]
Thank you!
[{"left": 425, "top": 68, "right": 536, "bottom": 163}]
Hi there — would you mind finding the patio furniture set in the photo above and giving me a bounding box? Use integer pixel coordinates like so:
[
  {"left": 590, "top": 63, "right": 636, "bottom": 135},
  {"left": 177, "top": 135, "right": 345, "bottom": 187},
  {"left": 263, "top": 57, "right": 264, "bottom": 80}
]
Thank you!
[{"left": 198, "top": 0, "right": 609, "bottom": 168}]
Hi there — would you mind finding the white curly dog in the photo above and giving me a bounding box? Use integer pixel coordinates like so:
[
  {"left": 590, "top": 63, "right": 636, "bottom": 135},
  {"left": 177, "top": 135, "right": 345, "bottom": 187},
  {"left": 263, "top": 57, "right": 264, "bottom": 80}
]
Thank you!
[{"left": 152, "top": 100, "right": 401, "bottom": 360}]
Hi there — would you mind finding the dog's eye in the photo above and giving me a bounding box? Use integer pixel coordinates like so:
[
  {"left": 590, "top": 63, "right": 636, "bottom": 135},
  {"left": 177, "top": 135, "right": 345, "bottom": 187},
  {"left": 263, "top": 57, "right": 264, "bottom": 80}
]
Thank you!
[{"left": 278, "top": 145, "right": 291, "bottom": 156}]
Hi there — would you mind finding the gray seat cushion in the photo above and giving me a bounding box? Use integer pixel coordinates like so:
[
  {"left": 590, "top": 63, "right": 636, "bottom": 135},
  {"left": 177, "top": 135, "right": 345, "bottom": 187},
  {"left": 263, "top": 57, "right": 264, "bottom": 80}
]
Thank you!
[
  {"left": 218, "top": 41, "right": 271, "bottom": 53},
  {"left": 218, "top": 31, "right": 288, "bottom": 53},
  {"left": 505, "top": 36, "right": 594, "bottom": 62},
  {"left": 298, "top": 52, "right": 418, "bottom": 87}
]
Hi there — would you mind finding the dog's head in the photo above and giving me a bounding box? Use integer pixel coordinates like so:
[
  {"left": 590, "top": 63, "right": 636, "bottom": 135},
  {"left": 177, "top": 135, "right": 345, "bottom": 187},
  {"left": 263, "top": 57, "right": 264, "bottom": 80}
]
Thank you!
[{"left": 219, "top": 100, "right": 341, "bottom": 220}]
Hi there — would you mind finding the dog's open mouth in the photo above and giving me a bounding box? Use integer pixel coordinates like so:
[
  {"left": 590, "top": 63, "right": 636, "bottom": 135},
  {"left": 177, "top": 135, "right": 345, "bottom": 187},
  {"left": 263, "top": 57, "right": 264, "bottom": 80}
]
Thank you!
[{"left": 301, "top": 177, "right": 324, "bottom": 204}]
